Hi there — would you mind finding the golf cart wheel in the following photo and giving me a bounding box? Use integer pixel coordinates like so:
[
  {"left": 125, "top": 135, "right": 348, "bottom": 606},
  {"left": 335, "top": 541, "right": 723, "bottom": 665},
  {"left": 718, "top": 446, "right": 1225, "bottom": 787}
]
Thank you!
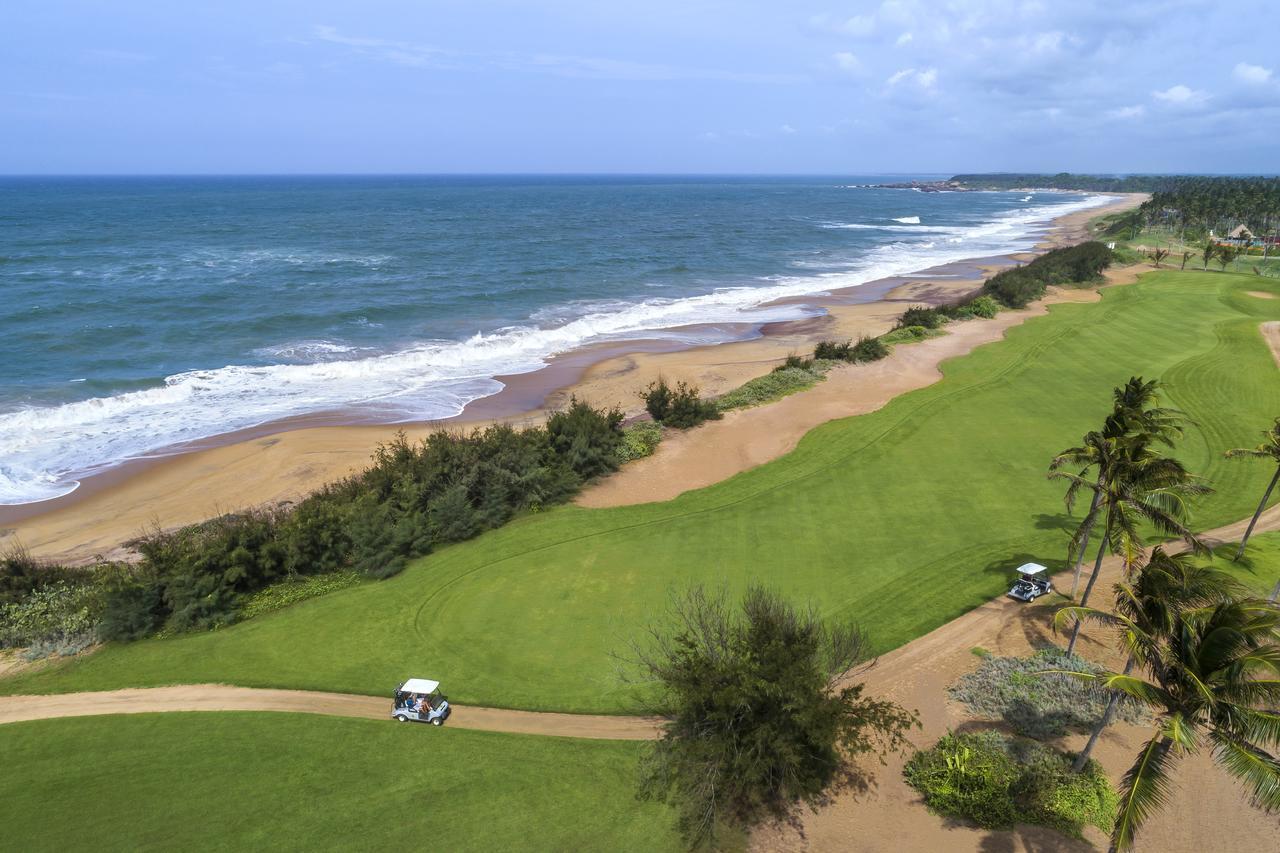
[
  {"left": 431, "top": 718, "right": 443, "bottom": 726},
  {"left": 395, "top": 714, "right": 408, "bottom": 723}
]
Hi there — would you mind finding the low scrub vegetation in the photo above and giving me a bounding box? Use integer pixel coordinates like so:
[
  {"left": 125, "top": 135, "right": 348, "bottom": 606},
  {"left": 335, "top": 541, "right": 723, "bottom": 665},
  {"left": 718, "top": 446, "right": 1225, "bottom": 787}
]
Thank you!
[
  {"left": 948, "top": 648, "right": 1145, "bottom": 739},
  {"left": 983, "top": 242, "right": 1113, "bottom": 308},
  {"left": 717, "top": 363, "right": 827, "bottom": 411},
  {"left": 904, "top": 730, "right": 1118, "bottom": 838},
  {"left": 814, "top": 335, "right": 889, "bottom": 363},
  {"left": 1, "top": 398, "right": 629, "bottom": 648},
  {"left": 238, "top": 571, "right": 365, "bottom": 621},
  {"left": 616, "top": 421, "right": 664, "bottom": 462},
  {"left": 640, "top": 378, "right": 721, "bottom": 429}
]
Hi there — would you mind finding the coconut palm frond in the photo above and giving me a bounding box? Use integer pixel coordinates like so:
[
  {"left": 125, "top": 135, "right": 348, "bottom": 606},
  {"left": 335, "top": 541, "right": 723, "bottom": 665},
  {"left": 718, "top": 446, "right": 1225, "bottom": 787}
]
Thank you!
[
  {"left": 1210, "top": 730, "right": 1280, "bottom": 811},
  {"left": 1111, "top": 734, "right": 1179, "bottom": 852}
]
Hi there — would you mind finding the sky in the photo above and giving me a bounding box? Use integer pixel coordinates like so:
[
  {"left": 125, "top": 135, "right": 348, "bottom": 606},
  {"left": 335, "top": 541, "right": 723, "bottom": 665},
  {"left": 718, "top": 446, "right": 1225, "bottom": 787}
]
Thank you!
[{"left": 3, "top": 1, "right": 1279, "bottom": 174}]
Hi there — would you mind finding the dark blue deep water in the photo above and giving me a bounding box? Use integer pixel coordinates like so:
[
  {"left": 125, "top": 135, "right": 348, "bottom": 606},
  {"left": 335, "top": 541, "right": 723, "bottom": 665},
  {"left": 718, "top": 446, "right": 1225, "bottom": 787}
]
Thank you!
[{"left": 0, "top": 175, "right": 1110, "bottom": 503}]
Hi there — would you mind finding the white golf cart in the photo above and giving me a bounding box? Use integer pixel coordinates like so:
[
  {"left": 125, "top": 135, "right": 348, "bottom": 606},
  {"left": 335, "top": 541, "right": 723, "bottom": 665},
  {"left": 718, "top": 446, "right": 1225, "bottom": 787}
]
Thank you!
[
  {"left": 1007, "top": 563, "right": 1053, "bottom": 602},
  {"left": 392, "top": 678, "right": 451, "bottom": 726}
]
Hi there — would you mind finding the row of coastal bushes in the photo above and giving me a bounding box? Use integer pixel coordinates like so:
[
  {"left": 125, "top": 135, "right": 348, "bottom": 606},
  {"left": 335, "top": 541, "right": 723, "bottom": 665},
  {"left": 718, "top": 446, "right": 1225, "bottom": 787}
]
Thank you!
[
  {"left": 636, "top": 242, "right": 1112, "bottom": 431},
  {"left": 1, "top": 399, "right": 647, "bottom": 653}
]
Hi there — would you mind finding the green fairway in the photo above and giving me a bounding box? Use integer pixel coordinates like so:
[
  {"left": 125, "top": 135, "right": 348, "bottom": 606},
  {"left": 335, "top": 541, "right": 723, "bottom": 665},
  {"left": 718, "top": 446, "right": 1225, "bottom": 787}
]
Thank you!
[
  {"left": 5, "top": 270, "right": 1280, "bottom": 712},
  {"left": 1212, "top": 530, "right": 1280, "bottom": 596},
  {"left": 0, "top": 713, "right": 676, "bottom": 852}
]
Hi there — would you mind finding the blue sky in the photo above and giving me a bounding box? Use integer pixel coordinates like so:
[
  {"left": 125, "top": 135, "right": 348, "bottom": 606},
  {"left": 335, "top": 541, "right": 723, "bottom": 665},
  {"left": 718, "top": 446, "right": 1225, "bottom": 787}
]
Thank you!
[{"left": 4, "top": 1, "right": 1278, "bottom": 174}]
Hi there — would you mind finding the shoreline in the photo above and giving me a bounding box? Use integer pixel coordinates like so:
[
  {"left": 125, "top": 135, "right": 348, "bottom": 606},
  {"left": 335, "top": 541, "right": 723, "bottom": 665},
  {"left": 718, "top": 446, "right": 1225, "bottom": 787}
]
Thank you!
[{"left": 1, "top": 194, "right": 1145, "bottom": 563}]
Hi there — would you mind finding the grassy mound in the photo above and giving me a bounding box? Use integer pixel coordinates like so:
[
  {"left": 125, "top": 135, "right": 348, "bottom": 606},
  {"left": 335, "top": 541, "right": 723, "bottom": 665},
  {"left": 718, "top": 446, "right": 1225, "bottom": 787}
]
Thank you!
[
  {"left": 5, "top": 271, "right": 1279, "bottom": 712},
  {"left": 0, "top": 713, "right": 676, "bottom": 852}
]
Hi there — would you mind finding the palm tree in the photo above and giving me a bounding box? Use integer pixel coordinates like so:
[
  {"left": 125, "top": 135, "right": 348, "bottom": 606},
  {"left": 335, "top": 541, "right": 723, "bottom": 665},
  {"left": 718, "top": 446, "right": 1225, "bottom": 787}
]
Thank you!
[
  {"left": 1202, "top": 238, "right": 1216, "bottom": 271},
  {"left": 1179, "top": 250, "right": 1194, "bottom": 271},
  {"left": 1150, "top": 247, "right": 1169, "bottom": 268},
  {"left": 1217, "top": 245, "right": 1239, "bottom": 271},
  {"left": 1052, "top": 443, "right": 1210, "bottom": 656},
  {"left": 1055, "top": 594, "right": 1280, "bottom": 851},
  {"left": 1053, "top": 548, "right": 1247, "bottom": 772},
  {"left": 1050, "top": 379, "right": 1187, "bottom": 599},
  {"left": 1225, "top": 418, "right": 1280, "bottom": 561}
]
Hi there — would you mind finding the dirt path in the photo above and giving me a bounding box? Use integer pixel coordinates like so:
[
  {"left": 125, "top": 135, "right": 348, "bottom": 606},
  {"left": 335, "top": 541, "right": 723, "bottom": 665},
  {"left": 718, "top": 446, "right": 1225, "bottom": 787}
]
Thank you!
[
  {"left": 752, "top": 505, "right": 1280, "bottom": 853},
  {"left": 0, "top": 684, "right": 662, "bottom": 741},
  {"left": 579, "top": 266, "right": 1144, "bottom": 509}
]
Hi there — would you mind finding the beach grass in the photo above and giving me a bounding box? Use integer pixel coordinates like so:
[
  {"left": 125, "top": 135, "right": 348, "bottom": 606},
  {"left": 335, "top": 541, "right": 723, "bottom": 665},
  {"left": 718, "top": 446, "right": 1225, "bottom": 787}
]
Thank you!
[
  {"left": 5, "top": 270, "right": 1280, "bottom": 713},
  {"left": 0, "top": 712, "right": 674, "bottom": 852}
]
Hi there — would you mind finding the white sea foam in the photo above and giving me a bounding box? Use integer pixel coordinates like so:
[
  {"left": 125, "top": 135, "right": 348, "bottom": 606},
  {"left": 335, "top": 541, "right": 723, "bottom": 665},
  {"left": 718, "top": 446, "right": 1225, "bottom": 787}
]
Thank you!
[
  {"left": 893, "top": 216, "right": 921, "bottom": 224},
  {"left": 0, "top": 194, "right": 1116, "bottom": 504}
]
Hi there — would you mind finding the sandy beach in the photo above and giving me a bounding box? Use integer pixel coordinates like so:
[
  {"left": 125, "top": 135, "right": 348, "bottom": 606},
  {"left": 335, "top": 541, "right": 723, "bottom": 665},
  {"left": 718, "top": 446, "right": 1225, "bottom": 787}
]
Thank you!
[{"left": 1, "top": 194, "right": 1144, "bottom": 563}]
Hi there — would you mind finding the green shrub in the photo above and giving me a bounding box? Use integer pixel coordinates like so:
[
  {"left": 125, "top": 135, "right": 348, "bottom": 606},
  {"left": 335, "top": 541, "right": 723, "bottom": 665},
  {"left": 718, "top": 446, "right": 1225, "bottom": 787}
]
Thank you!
[
  {"left": 896, "top": 305, "right": 945, "bottom": 329},
  {"left": 545, "top": 396, "right": 625, "bottom": 481},
  {"left": 945, "top": 295, "right": 1000, "bottom": 320},
  {"left": 879, "top": 325, "right": 933, "bottom": 345},
  {"left": 642, "top": 379, "right": 720, "bottom": 429},
  {"left": 814, "top": 339, "right": 852, "bottom": 360},
  {"left": 905, "top": 731, "right": 1117, "bottom": 838},
  {"left": 774, "top": 354, "right": 814, "bottom": 372},
  {"left": 717, "top": 367, "right": 823, "bottom": 411},
  {"left": 850, "top": 335, "right": 889, "bottom": 362},
  {"left": 0, "top": 581, "right": 101, "bottom": 655},
  {"left": 616, "top": 421, "right": 663, "bottom": 463},
  {"left": 948, "top": 648, "right": 1145, "bottom": 739}
]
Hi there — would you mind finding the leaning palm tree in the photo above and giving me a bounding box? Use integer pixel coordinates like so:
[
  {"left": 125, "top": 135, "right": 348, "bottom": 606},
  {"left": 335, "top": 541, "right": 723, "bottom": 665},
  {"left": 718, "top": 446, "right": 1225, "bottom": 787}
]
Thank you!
[
  {"left": 1050, "top": 379, "right": 1187, "bottom": 599},
  {"left": 1225, "top": 418, "right": 1280, "bottom": 561},
  {"left": 1053, "top": 443, "right": 1210, "bottom": 656},
  {"left": 1054, "top": 595, "right": 1280, "bottom": 852},
  {"left": 1053, "top": 548, "right": 1247, "bottom": 772},
  {"left": 1202, "top": 238, "right": 1216, "bottom": 271}
]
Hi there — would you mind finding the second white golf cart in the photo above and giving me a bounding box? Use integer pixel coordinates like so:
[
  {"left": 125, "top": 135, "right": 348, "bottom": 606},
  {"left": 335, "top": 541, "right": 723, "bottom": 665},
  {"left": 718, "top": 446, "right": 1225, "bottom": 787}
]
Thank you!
[
  {"left": 392, "top": 678, "right": 451, "bottom": 725},
  {"left": 1007, "top": 563, "right": 1053, "bottom": 602}
]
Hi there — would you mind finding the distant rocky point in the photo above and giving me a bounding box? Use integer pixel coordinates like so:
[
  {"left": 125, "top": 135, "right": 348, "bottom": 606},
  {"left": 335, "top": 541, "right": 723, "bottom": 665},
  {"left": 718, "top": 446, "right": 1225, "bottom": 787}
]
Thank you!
[{"left": 864, "top": 180, "right": 971, "bottom": 192}]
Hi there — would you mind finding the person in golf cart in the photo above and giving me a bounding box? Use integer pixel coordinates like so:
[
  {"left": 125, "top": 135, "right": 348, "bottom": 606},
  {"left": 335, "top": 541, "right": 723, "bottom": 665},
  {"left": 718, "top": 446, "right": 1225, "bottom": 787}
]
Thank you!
[
  {"left": 1007, "top": 562, "right": 1053, "bottom": 602},
  {"left": 392, "top": 678, "right": 451, "bottom": 725}
]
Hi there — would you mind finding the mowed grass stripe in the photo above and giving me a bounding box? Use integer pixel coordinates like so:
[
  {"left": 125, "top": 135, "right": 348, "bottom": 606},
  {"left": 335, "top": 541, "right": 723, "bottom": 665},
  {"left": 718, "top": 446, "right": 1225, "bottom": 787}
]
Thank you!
[
  {"left": 0, "top": 713, "right": 674, "bottom": 853},
  {"left": 5, "top": 271, "right": 1279, "bottom": 712}
]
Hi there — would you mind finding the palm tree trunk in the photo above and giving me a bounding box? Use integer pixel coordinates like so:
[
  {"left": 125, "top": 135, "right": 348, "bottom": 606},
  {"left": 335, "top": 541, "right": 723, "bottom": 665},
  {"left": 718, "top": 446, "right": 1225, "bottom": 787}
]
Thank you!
[
  {"left": 1073, "top": 657, "right": 1135, "bottom": 773},
  {"left": 1067, "top": 535, "right": 1109, "bottom": 656},
  {"left": 1235, "top": 464, "right": 1280, "bottom": 561},
  {"left": 1069, "top": 491, "right": 1102, "bottom": 599},
  {"left": 1269, "top": 578, "right": 1280, "bottom": 603}
]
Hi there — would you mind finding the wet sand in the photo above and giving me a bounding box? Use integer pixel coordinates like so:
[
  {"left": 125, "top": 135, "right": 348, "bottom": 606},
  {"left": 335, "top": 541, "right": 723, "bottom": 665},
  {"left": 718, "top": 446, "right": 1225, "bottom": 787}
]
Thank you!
[{"left": 1, "top": 195, "right": 1144, "bottom": 563}]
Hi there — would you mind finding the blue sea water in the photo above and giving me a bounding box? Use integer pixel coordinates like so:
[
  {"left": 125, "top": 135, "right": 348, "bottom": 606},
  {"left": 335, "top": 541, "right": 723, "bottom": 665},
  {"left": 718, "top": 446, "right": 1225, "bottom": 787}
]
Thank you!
[{"left": 0, "top": 175, "right": 1111, "bottom": 504}]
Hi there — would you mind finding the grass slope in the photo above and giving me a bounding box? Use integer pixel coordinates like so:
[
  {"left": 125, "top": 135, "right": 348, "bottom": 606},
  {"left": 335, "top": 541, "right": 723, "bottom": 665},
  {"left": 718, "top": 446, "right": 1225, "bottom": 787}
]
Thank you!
[
  {"left": 6, "top": 271, "right": 1279, "bottom": 712},
  {"left": 0, "top": 713, "right": 676, "bottom": 852}
]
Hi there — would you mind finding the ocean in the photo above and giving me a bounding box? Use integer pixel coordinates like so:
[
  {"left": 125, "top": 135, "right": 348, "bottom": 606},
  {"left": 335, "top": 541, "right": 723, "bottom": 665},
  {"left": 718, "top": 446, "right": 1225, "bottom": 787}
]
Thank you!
[{"left": 0, "top": 175, "right": 1111, "bottom": 505}]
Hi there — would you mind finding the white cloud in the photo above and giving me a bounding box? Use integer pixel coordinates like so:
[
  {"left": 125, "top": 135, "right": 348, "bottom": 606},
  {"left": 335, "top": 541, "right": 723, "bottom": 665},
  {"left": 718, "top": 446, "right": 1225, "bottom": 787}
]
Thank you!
[
  {"left": 779, "top": 124, "right": 798, "bottom": 134},
  {"left": 895, "top": 32, "right": 914, "bottom": 47},
  {"left": 1107, "top": 104, "right": 1145, "bottom": 120},
  {"left": 832, "top": 51, "right": 861, "bottom": 73},
  {"left": 1153, "top": 84, "right": 1206, "bottom": 104},
  {"left": 840, "top": 14, "right": 876, "bottom": 37},
  {"left": 888, "top": 67, "right": 937, "bottom": 90},
  {"left": 1234, "top": 62, "right": 1273, "bottom": 84}
]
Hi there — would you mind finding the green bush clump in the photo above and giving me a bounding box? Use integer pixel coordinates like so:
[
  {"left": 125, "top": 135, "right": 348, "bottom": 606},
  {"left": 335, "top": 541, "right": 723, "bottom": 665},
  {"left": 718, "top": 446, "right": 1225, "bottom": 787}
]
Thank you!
[
  {"left": 948, "top": 648, "right": 1145, "bottom": 739},
  {"left": 904, "top": 731, "right": 1117, "bottom": 838},
  {"left": 717, "top": 366, "right": 823, "bottom": 411},
  {"left": 878, "top": 325, "right": 934, "bottom": 345},
  {"left": 641, "top": 378, "right": 721, "bottom": 429},
  {"left": 984, "top": 241, "right": 1113, "bottom": 308},
  {"left": 813, "top": 335, "right": 890, "bottom": 363},
  {"left": 0, "top": 580, "right": 101, "bottom": 657},
  {"left": 774, "top": 354, "right": 814, "bottom": 372},
  {"left": 896, "top": 305, "right": 946, "bottom": 329},
  {"left": 944, "top": 295, "right": 1000, "bottom": 320},
  {"left": 616, "top": 421, "right": 663, "bottom": 462}
]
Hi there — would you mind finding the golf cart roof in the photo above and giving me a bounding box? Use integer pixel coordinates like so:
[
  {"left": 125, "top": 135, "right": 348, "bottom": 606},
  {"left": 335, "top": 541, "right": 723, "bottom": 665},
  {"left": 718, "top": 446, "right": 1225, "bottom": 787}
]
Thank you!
[
  {"left": 399, "top": 678, "right": 440, "bottom": 694},
  {"left": 1016, "top": 563, "right": 1049, "bottom": 577}
]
